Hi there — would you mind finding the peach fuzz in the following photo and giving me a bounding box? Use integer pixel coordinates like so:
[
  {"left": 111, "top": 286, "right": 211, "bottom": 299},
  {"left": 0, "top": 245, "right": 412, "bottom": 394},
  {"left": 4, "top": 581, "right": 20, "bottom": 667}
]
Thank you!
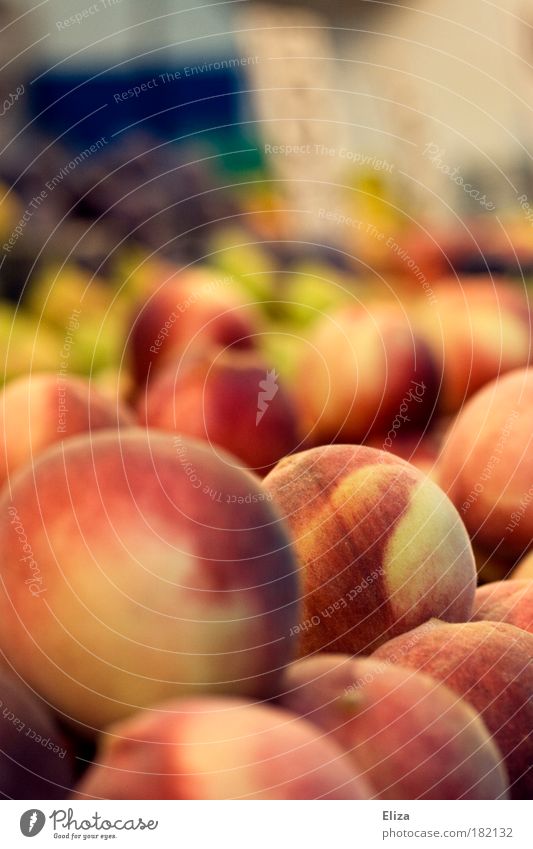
[
  {"left": 471, "top": 581, "right": 533, "bottom": 634},
  {"left": 373, "top": 619, "right": 533, "bottom": 798},
  {"left": 263, "top": 444, "right": 476, "bottom": 656},
  {"left": 437, "top": 368, "right": 533, "bottom": 560},
  {"left": 0, "top": 373, "right": 134, "bottom": 488},
  {"left": 278, "top": 655, "right": 509, "bottom": 800},
  {"left": 72, "top": 698, "right": 372, "bottom": 800},
  {"left": 0, "top": 430, "right": 299, "bottom": 732},
  {"left": 139, "top": 351, "right": 302, "bottom": 476}
]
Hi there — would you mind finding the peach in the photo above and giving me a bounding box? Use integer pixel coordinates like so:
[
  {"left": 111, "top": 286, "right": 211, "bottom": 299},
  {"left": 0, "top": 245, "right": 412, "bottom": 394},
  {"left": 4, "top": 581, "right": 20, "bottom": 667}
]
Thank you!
[
  {"left": 0, "top": 669, "right": 76, "bottom": 798},
  {"left": 437, "top": 368, "right": 533, "bottom": 560},
  {"left": 373, "top": 619, "right": 533, "bottom": 798},
  {"left": 414, "top": 278, "right": 531, "bottom": 414},
  {"left": 72, "top": 697, "right": 372, "bottom": 800},
  {"left": 139, "top": 350, "right": 303, "bottom": 476},
  {"left": 0, "top": 373, "right": 134, "bottom": 488},
  {"left": 278, "top": 655, "right": 509, "bottom": 799},
  {"left": 294, "top": 302, "right": 438, "bottom": 444},
  {"left": 263, "top": 444, "right": 476, "bottom": 656},
  {"left": 127, "top": 266, "right": 261, "bottom": 388},
  {"left": 471, "top": 581, "right": 533, "bottom": 634},
  {"left": 0, "top": 430, "right": 299, "bottom": 732}
]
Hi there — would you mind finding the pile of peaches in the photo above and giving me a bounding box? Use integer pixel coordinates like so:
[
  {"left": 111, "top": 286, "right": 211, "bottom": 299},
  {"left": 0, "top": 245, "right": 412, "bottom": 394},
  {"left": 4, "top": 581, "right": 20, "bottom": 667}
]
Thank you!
[{"left": 0, "top": 256, "right": 531, "bottom": 801}]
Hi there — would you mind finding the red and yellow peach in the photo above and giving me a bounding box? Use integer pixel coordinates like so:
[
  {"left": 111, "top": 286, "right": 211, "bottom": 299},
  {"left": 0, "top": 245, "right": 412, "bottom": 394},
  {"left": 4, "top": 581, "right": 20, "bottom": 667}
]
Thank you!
[
  {"left": 72, "top": 697, "right": 372, "bottom": 800},
  {"left": 263, "top": 444, "right": 476, "bottom": 656},
  {"left": 127, "top": 267, "right": 261, "bottom": 388},
  {"left": 139, "top": 351, "right": 302, "bottom": 476},
  {"left": 293, "top": 302, "right": 438, "bottom": 444},
  {"left": 278, "top": 654, "right": 509, "bottom": 799},
  {"left": 0, "top": 430, "right": 299, "bottom": 731},
  {"left": 373, "top": 619, "right": 533, "bottom": 798},
  {"left": 437, "top": 368, "right": 533, "bottom": 561}
]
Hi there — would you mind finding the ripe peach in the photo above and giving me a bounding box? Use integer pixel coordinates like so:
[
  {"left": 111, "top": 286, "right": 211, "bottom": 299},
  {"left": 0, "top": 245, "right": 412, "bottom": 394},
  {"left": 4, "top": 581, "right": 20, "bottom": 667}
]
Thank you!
[
  {"left": 139, "top": 350, "right": 302, "bottom": 476},
  {"left": 0, "top": 430, "right": 299, "bottom": 732},
  {"left": 471, "top": 581, "right": 532, "bottom": 634},
  {"left": 373, "top": 619, "right": 533, "bottom": 798},
  {"left": 263, "top": 444, "right": 476, "bottom": 656},
  {"left": 0, "top": 373, "right": 134, "bottom": 488},
  {"left": 294, "top": 302, "right": 438, "bottom": 444},
  {"left": 415, "top": 278, "right": 531, "bottom": 414},
  {"left": 279, "top": 655, "right": 509, "bottom": 799},
  {"left": 127, "top": 266, "right": 261, "bottom": 388},
  {"left": 0, "top": 669, "right": 76, "bottom": 798},
  {"left": 72, "top": 698, "right": 372, "bottom": 800},
  {"left": 437, "top": 368, "right": 533, "bottom": 560}
]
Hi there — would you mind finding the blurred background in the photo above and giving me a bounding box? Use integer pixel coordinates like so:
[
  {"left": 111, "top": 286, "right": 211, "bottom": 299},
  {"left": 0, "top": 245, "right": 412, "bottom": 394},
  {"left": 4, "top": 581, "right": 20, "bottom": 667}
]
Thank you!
[{"left": 1, "top": 0, "right": 532, "bottom": 393}]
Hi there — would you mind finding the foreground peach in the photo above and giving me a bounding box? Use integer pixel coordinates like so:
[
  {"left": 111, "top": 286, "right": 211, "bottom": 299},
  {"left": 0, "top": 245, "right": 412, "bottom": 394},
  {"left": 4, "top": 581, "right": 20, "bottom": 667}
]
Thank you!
[
  {"left": 414, "top": 278, "right": 531, "bottom": 414},
  {"left": 139, "top": 351, "right": 302, "bottom": 476},
  {"left": 72, "top": 698, "right": 372, "bottom": 800},
  {"left": 471, "top": 581, "right": 532, "bottom": 634},
  {"left": 0, "top": 430, "right": 299, "bottom": 732},
  {"left": 0, "top": 373, "right": 134, "bottom": 488},
  {"left": 373, "top": 619, "right": 533, "bottom": 798},
  {"left": 1, "top": 669, "right": 76, "bottom": 799},
  {"left": 263, "top": 445, "right": 476, "bottom": 656},
  {"left": 127, "top": 266, "right": 260, "bottom": 388},
  {"left": 278, "top": 655, "right": 509, "bottom": 799},
  {"left": 437, "top": 368, "right": 533, "bottom": 561},
  {"left": 294, "top": 303, "right": 438, "bottom": 444}
]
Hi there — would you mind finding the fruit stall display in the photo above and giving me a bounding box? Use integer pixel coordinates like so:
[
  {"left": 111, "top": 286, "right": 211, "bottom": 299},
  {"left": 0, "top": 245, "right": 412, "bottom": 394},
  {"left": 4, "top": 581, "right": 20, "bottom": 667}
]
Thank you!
[{"left": 0, "top": 130, "right": 531, "bottom": 802}]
